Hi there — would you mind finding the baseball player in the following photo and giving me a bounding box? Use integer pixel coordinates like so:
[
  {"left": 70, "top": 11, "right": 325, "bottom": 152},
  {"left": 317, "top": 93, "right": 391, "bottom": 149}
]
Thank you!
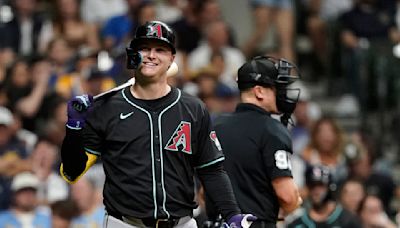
[
  {"left": 60, "top": 21, "right": 255, "bottom": 228},
  {"left": 287, "top": 165, "right": 362, "bottom": 228},
  {"left": 212, "top": 56, "right": 303, "bottom": 228}
]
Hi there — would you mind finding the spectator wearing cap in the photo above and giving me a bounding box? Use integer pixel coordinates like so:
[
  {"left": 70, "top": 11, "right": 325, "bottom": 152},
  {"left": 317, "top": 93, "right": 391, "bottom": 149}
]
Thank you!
[
  {"left": 0, "top": 172, "right": 51, "bottom": 228},
  {"left": 0, "top": 106, "right": 32, "bottom": 210}
]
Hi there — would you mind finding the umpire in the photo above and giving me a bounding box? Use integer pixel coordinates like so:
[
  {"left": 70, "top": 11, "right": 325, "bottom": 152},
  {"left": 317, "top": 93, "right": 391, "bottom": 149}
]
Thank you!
[
  {"left": 213, "top": 56, "right": 303, "bottom": 228},
  {"left": 60, "top": 21, "right": 255, "bottom": 228}
]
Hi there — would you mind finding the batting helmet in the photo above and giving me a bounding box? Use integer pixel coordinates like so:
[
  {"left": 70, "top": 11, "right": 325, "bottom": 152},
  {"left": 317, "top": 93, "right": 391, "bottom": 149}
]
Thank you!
[
  {"left": 237, "top": 56, "right": 300, "bottom": 121},
  {"left": 129, "top": 20, "right": 176, "bottom": 54},
  {"left": 126, "top": 21, "right": 176, "bottom": 69}
]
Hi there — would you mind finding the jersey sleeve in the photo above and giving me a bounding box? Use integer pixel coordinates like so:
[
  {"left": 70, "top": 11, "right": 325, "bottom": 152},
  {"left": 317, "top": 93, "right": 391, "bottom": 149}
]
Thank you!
[
  {"left": 263, "top": 123, "right": 294, "bottom": 179},
  {"left": 192, "top": 106, "right": 225, "bottom": 169}
]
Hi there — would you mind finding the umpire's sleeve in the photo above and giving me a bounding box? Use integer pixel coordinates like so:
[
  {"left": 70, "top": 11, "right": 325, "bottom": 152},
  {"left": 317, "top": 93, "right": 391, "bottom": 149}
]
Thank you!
[{"left": 60, "top": 128, "right": 98, "bottom": 183}]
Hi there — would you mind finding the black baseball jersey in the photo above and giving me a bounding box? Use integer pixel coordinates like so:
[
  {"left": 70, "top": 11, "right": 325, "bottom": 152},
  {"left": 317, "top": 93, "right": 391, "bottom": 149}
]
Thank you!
[
  {"left": 213, "top": 103, "right": 293, "bottom": 223},
  {"left": 287, "top": 205, "right": 362, "bottom": 228},
  {"left": 82, "top": 87, "right": 225, "bottom": 219}
]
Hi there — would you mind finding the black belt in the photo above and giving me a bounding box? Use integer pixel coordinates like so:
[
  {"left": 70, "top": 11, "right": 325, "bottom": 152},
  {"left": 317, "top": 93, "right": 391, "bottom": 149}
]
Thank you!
[
  {"left": 108, "top": 211, "right": 180, "bottom": 228},
  {"left": 250, "top": 220, "right": 276, "bottom": 228},
  {"left": 141, "top": 218, "right": 180, "bottom": 228}
]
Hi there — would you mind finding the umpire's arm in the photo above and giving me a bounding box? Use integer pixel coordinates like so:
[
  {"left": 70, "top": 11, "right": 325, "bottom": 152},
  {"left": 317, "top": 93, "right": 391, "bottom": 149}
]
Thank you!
[
  {"left": 272, "top": 176, "right": 302, "bottom": 214},
  {"left": 60, "top": 128, "right": 98, "bottom": 184}
]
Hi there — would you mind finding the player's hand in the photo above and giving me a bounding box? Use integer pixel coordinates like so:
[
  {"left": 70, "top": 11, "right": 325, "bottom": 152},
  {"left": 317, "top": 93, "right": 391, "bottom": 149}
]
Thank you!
[
  {"left": 225, "top": 214, "right": 257, "bottom": 228},
  {"left": 66, "top": 94, "right": 93, "bottom": 130}
]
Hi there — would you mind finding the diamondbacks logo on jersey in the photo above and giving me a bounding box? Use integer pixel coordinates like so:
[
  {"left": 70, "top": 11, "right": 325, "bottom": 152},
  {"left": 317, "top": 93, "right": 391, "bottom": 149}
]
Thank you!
[
  {"left": 165, "top": 121, "right": 192, "bottom": 154},
  {"left": 147, "top": 24, "right": 162, "bottom": 38},
  {"left": 209, "top": 131, "right": 222, "bottom": 151}
]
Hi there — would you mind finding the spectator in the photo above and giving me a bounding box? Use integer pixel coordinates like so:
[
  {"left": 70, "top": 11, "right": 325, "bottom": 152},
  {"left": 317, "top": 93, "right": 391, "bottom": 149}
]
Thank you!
[
  {"left": 241, "top": 0, "right": 295, "bottom": 61},
  {"left": 52, "top": 0, "right": 100, "bottom": 51},
  {"left": 46, "top": 37, "right": 74, "bottom": 78},
  {"left": 339, "top": 178, "right": 366, "bottom": 215},
  {"left": 3, "top": 59, "right": 31, "bottom": 110},
  {"left": 346, "top": 145, "right": 396, "bottom": 215},
  {"left": 287, "top": 165, "right": 361, "bottom": 228},
  {"left": 0, "top": 172, "right": 51, "bottom": 228},
  {"left": 30, "top": 138, "right": 69, "bottom": 208},
  {"left": 0, "top": 106, "right": 31, "bottom": 209},
  {"left": 296, "top": 0, "right": 353, "bottom": 78},
  {"left": 70, "top": 175, "right": 105, "bottom": 228},
  {"left": 12, "top": 57, "right": 52, "bottom": 131},
  {"left": 358, "top": 194, "right": 397, "bottom": 228},
  {"left": 50, "top": 200, "right": 79, "bottom": 228},
  {"left": 339, "top": 0, "right": 400, "bottom": 109},
  {"left": 0, "top": 0, "right": 53, "bottom": 57},
  {"left": 188, "top": 19, "right": 245, "bottom": 90},
  {"left": 170, "top": 0, "right": 236, "bottom": 78},
  {"left": 301, "top": 116, "right": 348, "bottom": 184}
]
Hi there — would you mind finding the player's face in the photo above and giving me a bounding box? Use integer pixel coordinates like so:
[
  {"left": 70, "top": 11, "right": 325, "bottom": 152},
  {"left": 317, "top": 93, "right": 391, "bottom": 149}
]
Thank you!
[{"left": 136, "top": 40, "right": 174, "bottom": 79}]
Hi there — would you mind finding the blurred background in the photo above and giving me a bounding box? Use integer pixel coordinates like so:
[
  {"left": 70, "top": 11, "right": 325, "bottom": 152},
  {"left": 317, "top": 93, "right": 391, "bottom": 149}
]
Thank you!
[{"left": 1, "top": 0, "right": 400, "bottom": 227}]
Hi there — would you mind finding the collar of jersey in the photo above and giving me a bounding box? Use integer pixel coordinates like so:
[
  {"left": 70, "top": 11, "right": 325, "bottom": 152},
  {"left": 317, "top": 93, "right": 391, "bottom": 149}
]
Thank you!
[
  {"left": 236, "top": 103, "right": 271, "bottom": 116},
  {"left": 122, "top": 87, "right": 179, "bottom": 111}
]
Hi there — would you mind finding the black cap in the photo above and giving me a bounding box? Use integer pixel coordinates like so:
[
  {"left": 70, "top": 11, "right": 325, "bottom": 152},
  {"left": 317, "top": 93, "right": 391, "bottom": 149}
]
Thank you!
[{"left": 237, "top": 57, "right": 278, "bottom": 90}]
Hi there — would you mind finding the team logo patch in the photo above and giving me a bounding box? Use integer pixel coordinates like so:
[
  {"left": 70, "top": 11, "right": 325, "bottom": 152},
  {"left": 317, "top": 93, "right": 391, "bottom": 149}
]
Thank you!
[
  {"left": 209, "top": 131, "right": 222, "bottom": 151},
  {"left": 165, "top": 121, "right": 192, "bottom": 154},
  {"left": 147, "top": 24, "right": 162, "bottom": 38}
]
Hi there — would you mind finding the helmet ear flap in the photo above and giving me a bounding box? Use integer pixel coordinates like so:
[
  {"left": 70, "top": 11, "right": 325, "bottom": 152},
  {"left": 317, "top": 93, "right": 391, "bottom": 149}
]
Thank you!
[{"left": 126, "top": 48, "right": 142, "bottom": 69}]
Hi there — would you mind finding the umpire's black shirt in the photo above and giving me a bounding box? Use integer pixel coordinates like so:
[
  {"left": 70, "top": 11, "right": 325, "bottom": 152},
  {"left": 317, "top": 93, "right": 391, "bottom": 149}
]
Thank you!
[
  {"left": 82, "top": 87, "right": 228, "bottom": 219},
  {"left": 214, "top": 103, "right": 294, "bottom": 223}
]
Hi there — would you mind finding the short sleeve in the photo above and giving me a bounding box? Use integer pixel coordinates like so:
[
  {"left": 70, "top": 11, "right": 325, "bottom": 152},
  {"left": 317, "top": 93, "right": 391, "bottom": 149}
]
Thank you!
[
  {"left": 263, "top": 126, "right": 293, "bottom": 179},
  {"left": 192, "top": 107, "right": 224, "bottom": 169}
]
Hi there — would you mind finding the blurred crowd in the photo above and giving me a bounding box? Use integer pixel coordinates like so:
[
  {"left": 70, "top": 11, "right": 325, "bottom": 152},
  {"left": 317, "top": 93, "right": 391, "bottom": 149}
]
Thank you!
[{"left": 1, "top": 0, "right": 400, "bottom": 227}]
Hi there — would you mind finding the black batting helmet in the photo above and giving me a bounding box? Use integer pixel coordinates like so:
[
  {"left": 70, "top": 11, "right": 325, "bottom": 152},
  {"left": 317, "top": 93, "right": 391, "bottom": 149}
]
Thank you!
[
  {"left": 129, "top": 21, "right": 176, "bottom": 54},
  {"left": 305, "top": 165, "right": 332, "bottom": 187}
]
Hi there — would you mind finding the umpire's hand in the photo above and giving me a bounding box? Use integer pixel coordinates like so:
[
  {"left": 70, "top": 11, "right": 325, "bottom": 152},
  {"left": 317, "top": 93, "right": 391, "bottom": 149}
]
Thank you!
[
  {"left": 66, "top": 94, "right": 93, "bottom": 130},
  {"left": 225, "top": 214, "right": 257, "bottom": 228}
]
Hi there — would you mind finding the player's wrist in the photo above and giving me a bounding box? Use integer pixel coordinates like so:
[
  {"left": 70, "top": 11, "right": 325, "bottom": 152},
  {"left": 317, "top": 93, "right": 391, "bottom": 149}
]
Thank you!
[{"left": 66, "top": 119, "right": 85, "bottom": 130}]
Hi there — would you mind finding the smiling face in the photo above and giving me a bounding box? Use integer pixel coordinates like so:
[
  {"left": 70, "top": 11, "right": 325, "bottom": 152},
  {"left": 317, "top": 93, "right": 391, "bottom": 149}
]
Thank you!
[{"left": 135, "top": 39, "right": 175, "bottom": 81}]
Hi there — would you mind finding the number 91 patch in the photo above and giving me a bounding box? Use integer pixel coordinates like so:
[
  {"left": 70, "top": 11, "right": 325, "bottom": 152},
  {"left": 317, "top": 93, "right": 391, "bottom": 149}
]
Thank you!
[{"left": 274, "top": 150, "right": 292, "bottom": 170}]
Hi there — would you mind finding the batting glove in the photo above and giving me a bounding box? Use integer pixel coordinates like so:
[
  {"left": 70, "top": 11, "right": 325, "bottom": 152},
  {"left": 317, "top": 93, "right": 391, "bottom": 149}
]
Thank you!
[
  {"left": 225, "top": 214, "right": 257, "bottom": 228},
  {"left": 66, "top": 94, "right": 93, "bottom": 130}
]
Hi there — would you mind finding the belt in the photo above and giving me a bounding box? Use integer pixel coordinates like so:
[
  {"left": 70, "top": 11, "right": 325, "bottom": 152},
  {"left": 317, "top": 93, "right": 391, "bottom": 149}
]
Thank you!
[
  {"left": 140, "top": 218, "right": 180, "bottom": 228},
  {"left": 108, "top": 211, "right": 182, "bottom": 228},
  {"left": 250, "top": 220, "right": 276, "bottom": 228}
]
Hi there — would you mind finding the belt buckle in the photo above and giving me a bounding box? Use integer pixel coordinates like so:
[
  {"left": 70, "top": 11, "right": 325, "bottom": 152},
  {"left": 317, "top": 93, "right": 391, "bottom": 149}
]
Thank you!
[
  {"left": 155, "top": 218, "right": 175, "bottom": 228},
  {"left": 156, "top": 219, "right": 168, "bottom": 228}
]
